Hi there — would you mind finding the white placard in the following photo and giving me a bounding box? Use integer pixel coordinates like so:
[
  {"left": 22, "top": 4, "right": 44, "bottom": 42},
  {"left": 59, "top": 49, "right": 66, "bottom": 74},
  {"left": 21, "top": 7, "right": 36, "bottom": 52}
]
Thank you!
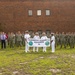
[{"left": 27, "top": 38, "right": 50, "bottom": 47}]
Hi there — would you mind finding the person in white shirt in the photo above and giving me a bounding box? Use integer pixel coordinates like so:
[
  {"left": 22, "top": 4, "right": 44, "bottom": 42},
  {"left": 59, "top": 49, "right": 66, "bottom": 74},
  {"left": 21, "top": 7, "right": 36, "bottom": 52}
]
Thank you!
[
  {"left": 41, "top": 32, "right": 48, "bottom": 52},
  {"left": 0, "top": 32, "right": 6, "bottom": 49},
  {"left": 33, "top": 32, "right": 40, "bottom": 52},
  {"left": 24, "top": 30, "right": 30, "bottom": 53},
  {"left": 51, "top": 33, "right": 55, "bottom": 53}
]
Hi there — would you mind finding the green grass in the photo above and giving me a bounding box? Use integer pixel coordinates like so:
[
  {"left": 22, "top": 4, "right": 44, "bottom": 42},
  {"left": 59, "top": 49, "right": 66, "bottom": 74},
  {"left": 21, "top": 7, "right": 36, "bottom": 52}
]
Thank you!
[{"left": 0, "top": 46, "right": 75, "bottom": 75}]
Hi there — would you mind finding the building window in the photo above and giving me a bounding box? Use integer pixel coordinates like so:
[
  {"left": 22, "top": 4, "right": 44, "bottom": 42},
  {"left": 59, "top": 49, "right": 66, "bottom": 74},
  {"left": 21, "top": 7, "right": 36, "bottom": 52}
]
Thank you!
[
  {"left": 46, "top": 10, "right": 50, "bottom": 16},
  {"left": 37, "top": 10, "right": 41, "bottom": 16},
  {"left": 28, "top": 10, "right": 32, "bottom": 16}
]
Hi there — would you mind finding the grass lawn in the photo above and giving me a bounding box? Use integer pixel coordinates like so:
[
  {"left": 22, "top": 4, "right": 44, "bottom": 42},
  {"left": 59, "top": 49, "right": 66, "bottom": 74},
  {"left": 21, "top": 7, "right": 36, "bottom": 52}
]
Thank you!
[{"left": 0, "top": 46, "right": 75, "bottom": 75}]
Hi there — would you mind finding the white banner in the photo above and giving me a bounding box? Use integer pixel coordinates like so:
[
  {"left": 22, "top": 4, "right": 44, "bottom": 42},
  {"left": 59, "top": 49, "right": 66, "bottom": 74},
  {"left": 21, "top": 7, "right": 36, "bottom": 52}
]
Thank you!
[{"left": 28, "top": 38, "right": 50, "bottom": 47}]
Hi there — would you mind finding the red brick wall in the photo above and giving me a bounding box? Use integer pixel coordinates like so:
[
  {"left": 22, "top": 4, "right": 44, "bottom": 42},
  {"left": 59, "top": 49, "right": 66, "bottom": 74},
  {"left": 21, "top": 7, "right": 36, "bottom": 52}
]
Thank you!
[{"left": 0, "top": 0, "right": 75, "bottom": 32}]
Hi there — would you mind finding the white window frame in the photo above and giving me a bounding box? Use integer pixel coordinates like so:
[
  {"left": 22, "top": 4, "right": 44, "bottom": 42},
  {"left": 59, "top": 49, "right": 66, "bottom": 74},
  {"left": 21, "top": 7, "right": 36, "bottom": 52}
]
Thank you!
[
  {"left": 28, "top": 10, "right": 33, "bottom": 16},
  {"left": 37, "top": 10, "right": 41, "bottom": 16},
  {"left": 46, "top": 10, "right": 50, "bottom": 16}
]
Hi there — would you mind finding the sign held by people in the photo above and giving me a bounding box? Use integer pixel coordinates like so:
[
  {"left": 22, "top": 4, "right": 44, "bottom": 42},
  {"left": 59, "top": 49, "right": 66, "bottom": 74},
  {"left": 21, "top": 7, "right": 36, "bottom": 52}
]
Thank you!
[{"left": 28, "top": 38, "right": 50, "bottom": 47}]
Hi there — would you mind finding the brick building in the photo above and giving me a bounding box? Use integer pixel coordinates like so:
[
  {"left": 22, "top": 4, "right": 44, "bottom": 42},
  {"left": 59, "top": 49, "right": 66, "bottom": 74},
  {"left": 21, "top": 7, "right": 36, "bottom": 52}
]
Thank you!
[{"left": 0, "top": 0, "right": 75, "bottom": 33}]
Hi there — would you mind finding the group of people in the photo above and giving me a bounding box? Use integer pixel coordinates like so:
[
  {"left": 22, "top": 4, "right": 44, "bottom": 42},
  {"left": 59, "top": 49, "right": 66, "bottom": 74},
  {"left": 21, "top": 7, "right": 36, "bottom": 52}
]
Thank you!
[
  {"left": 0, "top": 30, "right": 75, "bottom": 53},
  {"left": 24, "top": 31, "right": 55, "bottom": 53},
  {"left": 0, "top": 30, "right": 55, "bottom": 53},
  {"left": 55, "top": 32, "right": 75, "bottom": 49}
]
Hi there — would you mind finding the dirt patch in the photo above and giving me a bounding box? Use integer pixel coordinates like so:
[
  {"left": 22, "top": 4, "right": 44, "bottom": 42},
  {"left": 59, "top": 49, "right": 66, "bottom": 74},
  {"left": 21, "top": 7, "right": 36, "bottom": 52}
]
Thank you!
[
  {"left": 71, "top": 55, "right": 75, "bottom": 58},
  {"left": 49, "top": 68, "right": 61, "bottom": 73},
  {"left": 13, "top": 71, "right": 19, "bottom": 75},
  {"left": 49, "top": 56, "right": 58, "bottom": 59},
  {"left": 0, "top": 73, "right": 2, "bottom": 75},
  {"left": 39, "top": 57, "right": 44, "bottom": 59},
  {"left": 19, "top": 62, "right": 28, "bottom": 65}
]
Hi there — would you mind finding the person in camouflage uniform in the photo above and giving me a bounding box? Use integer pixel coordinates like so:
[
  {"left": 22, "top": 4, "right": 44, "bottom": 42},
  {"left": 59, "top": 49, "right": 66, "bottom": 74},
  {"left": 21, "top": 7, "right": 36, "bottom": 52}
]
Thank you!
[
  {"left": 9, "top": 32, "right": 15, "bottom": 48},
  {"left": 22, "top": 32, "right": 25, "bottom": 46},
  {"left": 15, "top": 32, "right": 18, "bottom": 46},
  {"left": 55, "top": 32, "right": 60, "bottom": 48},
  {"left": 30, "top": 32, "right": 35, "bottom": 38},
  {"left": 59, "top": 32, "right": 67, "bottom": 48},
  {"left": 7, "top": 32, "right": 11, "bottom": 45},
  {"left": 8, "top": 32, "right": 11, "bottom": 47},
  {"left": 16, "top": 31, "right": 22, "bottom": 47},
  {"left": 0, "top": 32, "right": 1, "bottom": 46},
  {"left": 74, "top": 32, "right": 75, "bottom": 46},
  {"left": 63, "top": 33, "right": 68, "bottom": 48},
  {"left": 66, "top": 32, "right": 70, "bottom": 47},
  {"left": 69, "top": 32, "right": 74, "bottom": 48},
  {"left": 59, "top": 32, "right": 63, "bottom": 48}
]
